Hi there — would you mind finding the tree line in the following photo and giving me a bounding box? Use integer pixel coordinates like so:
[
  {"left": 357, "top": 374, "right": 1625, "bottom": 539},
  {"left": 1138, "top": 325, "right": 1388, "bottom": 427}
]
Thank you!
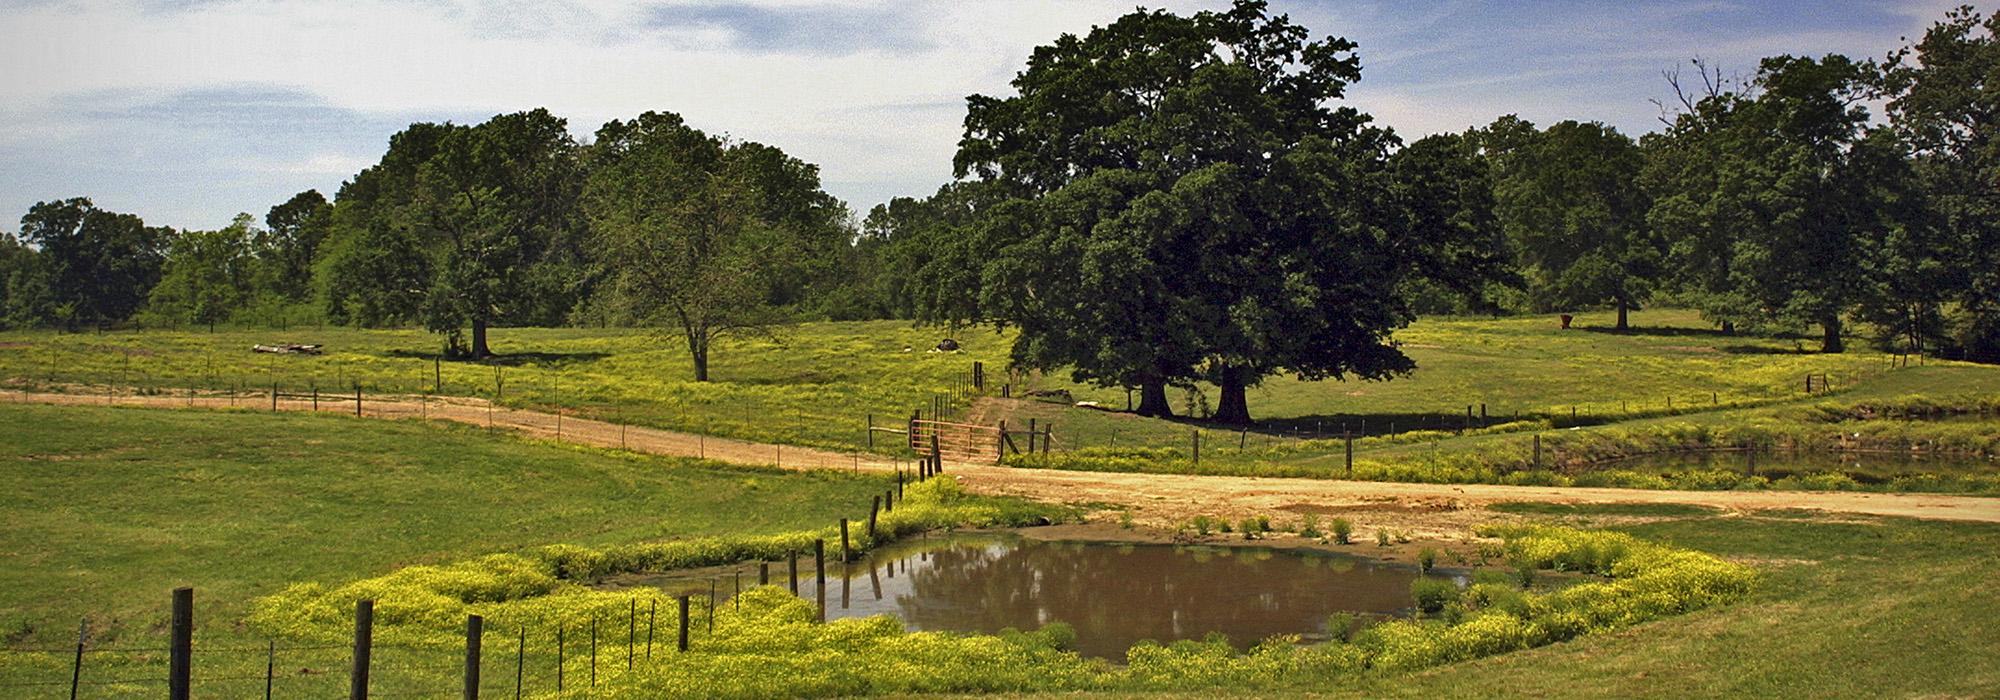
[{"left": 0, "top": 2, "right": 1993, "bottom": 422}]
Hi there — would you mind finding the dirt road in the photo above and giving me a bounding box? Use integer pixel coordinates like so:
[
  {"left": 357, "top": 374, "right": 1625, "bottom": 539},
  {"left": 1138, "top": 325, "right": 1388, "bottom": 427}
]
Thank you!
[{"left": 11, "top": 388, "right": 1999, "bottom": 532}]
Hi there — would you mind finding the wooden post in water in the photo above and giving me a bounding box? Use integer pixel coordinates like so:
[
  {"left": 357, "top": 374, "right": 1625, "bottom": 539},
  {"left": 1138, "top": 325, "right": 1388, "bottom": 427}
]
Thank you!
[
  {"left": 840, "top": 519, "right": 851, "bottom": 562},
  {"left": 813, "top": 539, "right": 827, "bottom": 622}
]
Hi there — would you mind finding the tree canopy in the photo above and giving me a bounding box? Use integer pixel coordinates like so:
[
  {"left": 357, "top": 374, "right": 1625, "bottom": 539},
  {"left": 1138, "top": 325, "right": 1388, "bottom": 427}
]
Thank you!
[{"left": 942, "top": 0, "right": 1507, "bottom": 422}]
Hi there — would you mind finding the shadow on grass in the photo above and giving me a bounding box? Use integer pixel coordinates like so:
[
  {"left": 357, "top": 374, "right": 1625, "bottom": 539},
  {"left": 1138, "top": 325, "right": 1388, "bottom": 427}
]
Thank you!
[
  {"left": 385, "top": 349, "right": 613, "bottom": 366},
  {"left": 1574, "top": 325, "right": 1740, "bottom": 339}
]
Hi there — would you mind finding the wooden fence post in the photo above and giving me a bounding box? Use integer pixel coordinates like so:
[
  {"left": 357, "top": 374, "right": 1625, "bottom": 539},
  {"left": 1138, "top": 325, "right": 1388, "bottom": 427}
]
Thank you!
[
  {"left": 168, "top": 587, "right": 193, "bottom": 700},
  {"left": 354, "top": 385, "right": 362, "bottom": 418},
  {"left": 463, "top": 614, "right": 482, "bottom": 700},
  {"left": 677, "top": 596, "right": 690, "bottom": 652},
  {"left": 866, "top": 414, "right": 874, "bottom": 449},
  {"left": 1344, "top": 432, "right": 1353, "bottom": 476},
  {"left": 1192, "top": 429, "right": 1201, "bottom": 465},
  {"left": 350, "top": 599, "right": 373, "bottom": 700},
  {"left": 868, "top": 497, "right": 880, "bottom": 540},
  {"left": 814, "top": 539, "right": 827, "bottom": 623},
  {"left": 1533, "top": 433, "right": 1542, "bottom": 469},
  {"left": 840, "top": 519, "right": 851, "bottom": 562},
  {"left": 1027, "top": 418, "right": 1037, "bottom": 453},
  {"left": 70, "top": 618, "right": 86, "bottom": 700},
  {"left": 930, "top": 434, "right": 942, "bottom": 474},
  {"left": 759, "top": 562, "right": 770, "bottom": 585},
  {"left": 789, "top": 550, "right": 799, "bottom": 594},
  {"left": 973, "top": 361, "right": 984, "bottom": 390}
]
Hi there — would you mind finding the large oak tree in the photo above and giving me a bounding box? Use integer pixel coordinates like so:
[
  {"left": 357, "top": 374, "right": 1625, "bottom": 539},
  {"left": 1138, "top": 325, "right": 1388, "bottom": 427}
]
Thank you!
[{"left": 944, "top": 0, "right": 1505, "bottom": 423}]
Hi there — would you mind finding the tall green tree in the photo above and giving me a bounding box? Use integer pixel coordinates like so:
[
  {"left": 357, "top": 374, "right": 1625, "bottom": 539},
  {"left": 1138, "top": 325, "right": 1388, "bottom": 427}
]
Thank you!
[
  {"left": 1486, "top": 118, "right": 1656, "bottom": 329},
  {"left": 948, "top": 0, "right": 1506, "bottom": 423},
  {"left": 1881, "top": 6, "right": 2000, "bottom": 358},
  {"left": 0, "top": 231, "right": 52, "bottom": 329},
  {"left": 149, "top": 214, "right": 257, "bottom": 330},
  {"left": 257, "top": 189, "right": 332, "bottom": 302},
  {"left": 1647, "top": 55, "right": 1881, "bottom": 351},
  {"left": 583, "top": 111, "right": 837, "bottom": 382},
  {"left": 15, "top": 198, "right": 169, "bottom": 330},
  {"left": 322, "top": 111, "right": 583, "bottom": 355}
]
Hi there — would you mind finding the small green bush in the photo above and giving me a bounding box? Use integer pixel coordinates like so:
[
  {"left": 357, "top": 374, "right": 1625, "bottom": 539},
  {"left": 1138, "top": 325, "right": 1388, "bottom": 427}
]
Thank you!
[
  {"left": 1417, "top": 548, "right": 1437, "bottom": 573},
  {"left": 1298, "top": 514, "right": 1323, "bottom": 539},
  {"left": 1332, "top": 518, "right": 1353, "bottom": 544},
  {"left": 1410, "top": 578, "right": 1460, "bottom": 614},
  {"left": 1376, "top": 529, "right": 1392, "bottom": 547}
]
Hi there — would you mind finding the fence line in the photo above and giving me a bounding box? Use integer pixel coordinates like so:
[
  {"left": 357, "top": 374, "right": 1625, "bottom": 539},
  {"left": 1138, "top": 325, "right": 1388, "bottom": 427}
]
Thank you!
[{"left": 3, "top": 487, "right": 930, "bottom": 698}]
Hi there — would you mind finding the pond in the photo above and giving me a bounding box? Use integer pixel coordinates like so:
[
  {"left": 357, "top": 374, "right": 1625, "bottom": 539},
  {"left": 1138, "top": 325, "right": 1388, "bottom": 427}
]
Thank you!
[
  {"left": 605, "top": 533, "right": 1451, "bottom": 659},
  {"left": 1597, "top": 449, "right": 1999, "bottom": 484}
]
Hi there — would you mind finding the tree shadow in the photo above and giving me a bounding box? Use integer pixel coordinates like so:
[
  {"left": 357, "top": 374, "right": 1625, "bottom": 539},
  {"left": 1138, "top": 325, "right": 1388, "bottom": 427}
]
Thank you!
[
  {"left": 384, "top": 349, "right": 612, "bottom": 366},
  {"left": 1718, "top": 344, "right": 1817, "bottom": 355},
  {"left": 1573, "top": 325, "right": 1739, "bottom": 339}
]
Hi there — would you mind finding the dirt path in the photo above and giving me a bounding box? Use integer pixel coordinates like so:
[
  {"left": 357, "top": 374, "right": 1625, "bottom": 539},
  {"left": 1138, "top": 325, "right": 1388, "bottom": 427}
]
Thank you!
[{"left": 10, "top": 389, "right": 1999, "bottom": 532}]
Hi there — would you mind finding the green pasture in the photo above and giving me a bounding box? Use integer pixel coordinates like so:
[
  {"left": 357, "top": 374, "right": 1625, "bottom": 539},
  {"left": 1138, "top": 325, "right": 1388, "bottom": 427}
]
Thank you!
[{"left": 0, "top": 403, "right": 892, "bottom": 651}]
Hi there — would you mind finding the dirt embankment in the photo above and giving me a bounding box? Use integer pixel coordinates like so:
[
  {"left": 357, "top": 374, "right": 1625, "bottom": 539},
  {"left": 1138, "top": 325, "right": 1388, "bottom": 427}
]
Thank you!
[{"left": 9, "top": 389, "right": 1999, "bottom": 534}]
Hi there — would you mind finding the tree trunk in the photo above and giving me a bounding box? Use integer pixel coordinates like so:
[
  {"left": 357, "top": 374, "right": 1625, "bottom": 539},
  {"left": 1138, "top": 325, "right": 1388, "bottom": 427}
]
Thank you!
[
  {"left": 1135, "top": 380, "right": 1173, "bottom": 418},
  {"left": 470, "top": 319, "right": 491, "bottom": 359},
  {"left": 1821, "top": 316, "right": 1844, "bottom": 353},
  {"left": 1212, "top": 365, "right": 1252, "bottom": 425},
  {"left": 1720, "top": 320, "right": 1735, "bottom": 335},
  {"left": 1615, "top": 298, "right": 1629, "bottom": 331},
  {"left": 691, "top": 342, "right": 710, "bottom": 382}
]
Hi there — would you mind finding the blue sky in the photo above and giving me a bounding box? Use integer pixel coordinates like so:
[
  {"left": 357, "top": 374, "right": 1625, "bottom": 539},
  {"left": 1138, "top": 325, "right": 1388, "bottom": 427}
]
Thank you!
[{"left": 0, "top": 0, "right": 1962, "bottom": 231}]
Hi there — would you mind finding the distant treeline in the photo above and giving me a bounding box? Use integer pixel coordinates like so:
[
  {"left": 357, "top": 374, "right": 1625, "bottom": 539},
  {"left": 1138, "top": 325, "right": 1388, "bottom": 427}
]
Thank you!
[{"left": 0, "top": 3, "right": 1993, "bottom": 374}]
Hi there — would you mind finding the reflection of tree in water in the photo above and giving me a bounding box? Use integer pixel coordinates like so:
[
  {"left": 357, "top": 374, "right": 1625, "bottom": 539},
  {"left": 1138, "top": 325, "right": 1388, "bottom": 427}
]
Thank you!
[{"left": 885, "top": 539, "right": 1424, "bottom": 659}]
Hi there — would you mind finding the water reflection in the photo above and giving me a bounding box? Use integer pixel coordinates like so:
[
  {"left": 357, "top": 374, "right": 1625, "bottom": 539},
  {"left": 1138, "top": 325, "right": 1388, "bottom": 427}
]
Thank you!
[{"left": 615, "top": 534, "right": 1446, "bottom": 660}]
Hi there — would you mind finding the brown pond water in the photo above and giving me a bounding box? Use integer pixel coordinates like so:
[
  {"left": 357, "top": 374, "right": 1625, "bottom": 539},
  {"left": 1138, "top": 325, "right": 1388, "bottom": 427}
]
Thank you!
[{"left": 606, "top": 533, "right": 1452, "bottom": 660}]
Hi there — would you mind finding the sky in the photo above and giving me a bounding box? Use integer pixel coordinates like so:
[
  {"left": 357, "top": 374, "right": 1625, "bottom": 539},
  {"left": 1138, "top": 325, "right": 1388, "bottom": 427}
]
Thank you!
[{"left": 0, "top": 0, "right": 1966, "bottom": 232}]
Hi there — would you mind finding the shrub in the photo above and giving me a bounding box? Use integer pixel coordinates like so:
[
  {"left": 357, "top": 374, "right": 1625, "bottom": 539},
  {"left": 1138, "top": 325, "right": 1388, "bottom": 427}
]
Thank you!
[
  {"left": 1417, "top": 548, "right": 1437, "bottom": 573},
  {"left": 1375, "top": 529, "right": 1392, "bottom": 547},
  {"left": 1410, "top": 578, "right": 1460, "bottom": 614},
  {"left": 1191, "top": 515, "right": 1214, "bottom": 536},
  {"left": 1332, "top": 518, "right": 1353, "bottom": 544},
  {"left": 1298, "top": 514, "right": 1323, "bottom": 539},
  {"left": 1237, "top": 518, "right": 1262, "bottom": 539}
]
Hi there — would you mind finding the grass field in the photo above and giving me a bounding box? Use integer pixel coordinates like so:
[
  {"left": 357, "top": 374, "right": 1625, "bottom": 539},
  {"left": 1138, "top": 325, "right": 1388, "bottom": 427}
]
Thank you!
[
  {"left": 995, "top": 308, "right": 1946, "bottom": 449},
  {"left": 0, "top": 402, "right": 898, "bottom": 692},
  {"left": 0, "top": 323, "right": 1009, "bottom": 453},
  {"left": 0, "top": 309, "right": 1955, "bottom": 460}
]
